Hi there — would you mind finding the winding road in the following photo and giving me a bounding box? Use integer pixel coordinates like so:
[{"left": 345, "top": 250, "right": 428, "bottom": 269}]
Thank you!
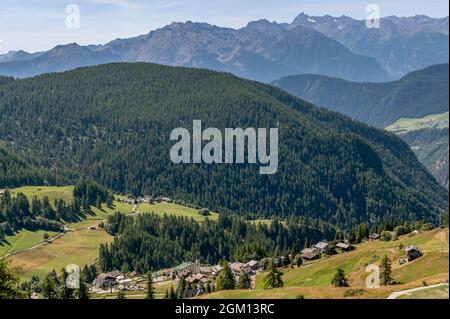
[{"left": 387, "top": 283, "right": 449, "bottom": 299}]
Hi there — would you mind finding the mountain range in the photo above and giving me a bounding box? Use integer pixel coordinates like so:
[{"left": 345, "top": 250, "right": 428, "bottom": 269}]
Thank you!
[
  {"left": 0, "top": 63, "right": 447, "bottom": 227},
  {"left": 292, "top": 13, "right": 449, "bottom": 77},
  {"left": 1, "top": 13, "right": 448, "bottom": 82}
]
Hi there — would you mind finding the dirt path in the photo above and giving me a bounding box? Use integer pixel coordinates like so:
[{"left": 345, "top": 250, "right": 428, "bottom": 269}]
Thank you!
[
  {"left": 3, "top": 231, "right": 66, "bottom": 258},
  {"left": 387, "top": 283, "right": 449, "bottom": 299},
  {"left": 4, "top": 205, "right": 142, "bottom": 260}
]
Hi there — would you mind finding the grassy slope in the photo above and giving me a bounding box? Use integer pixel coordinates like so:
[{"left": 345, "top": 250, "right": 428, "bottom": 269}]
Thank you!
[
  {"left": 4, "top": 186, "right": 218, "bottom": 280},
  {"left": 386, "top": 112, "right": 449, "bottom": 134},
  {"left": 136, "top": 202, "right": 219, "bottom": 222},
  {"left": 199, "top": 228, "right": 449, "bottom": 299},
  {"left": 0, "top": 230, "right": 60, "bottom": 256},
  {"left": 10, "top": 186, "right": 75, "bottom": 203},
  {"left": 9, "top": 228, "right": 113, "bottom": 280},
  {"left": 385, "top": 112, "right": 449, "bottom": 188}
]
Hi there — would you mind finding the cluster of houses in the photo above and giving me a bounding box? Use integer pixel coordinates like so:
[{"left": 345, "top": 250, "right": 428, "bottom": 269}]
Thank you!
[
  {"left": 92, "top": 270, "right": 145, "bottom": 293},
  {"left": 300, "top": 240, "right": 355, "bottom": 261},
  {"left": 90, "top": 231, "right": 425, "bottom": 296},
  {"left": 91, "top": 259, "right": 262, "bottom": 294},
  {"left": 119, "top": 196, "right": 172, "bottom": 205},
  {"left": 160, "top": 259, "right": 261, "bottom": 284},
  {"left": 298, "top": 233, "right": 423, "bottom": 265}
]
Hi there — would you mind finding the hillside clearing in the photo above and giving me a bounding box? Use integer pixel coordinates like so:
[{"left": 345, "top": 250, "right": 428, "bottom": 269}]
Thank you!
[
  {"left": 8, "top": 228, "right": 113, "bottom": 280},
  {"left": 0, "top": 230, "right": 60, "bottom": 256},
  {"left": 135, "top": 202, "right": 219, "bottom": 222},
  {"left": 386, "top": 111, "right": 449, "bottom": 134},
  {"left": 10, "top": 185, "right": 74, "bottom": 203}
]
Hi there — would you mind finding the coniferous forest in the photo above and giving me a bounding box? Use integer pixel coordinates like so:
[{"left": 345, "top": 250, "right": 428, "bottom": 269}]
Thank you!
[
  {"left": 0, "top": 63, "right": 447, "bottom": 231},
  {"left": 98, "top": 211, "right": 433, "bottom": 273}
]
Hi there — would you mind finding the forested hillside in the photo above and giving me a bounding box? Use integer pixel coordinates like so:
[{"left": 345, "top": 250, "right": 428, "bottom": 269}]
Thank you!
[
  {"left": 0, "top": 145, "right": 69, "bottom": 188},
  {"left": 0, "top": 63, "right": 447, "bottom": 229},
  {"left": 395, "top": 127, "right": 449, "bottom": 188}
]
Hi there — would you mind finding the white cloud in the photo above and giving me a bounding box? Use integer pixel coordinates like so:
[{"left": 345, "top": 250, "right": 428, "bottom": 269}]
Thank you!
[{"left": 91, "top": 0, "right": 145, "bottom": 9}]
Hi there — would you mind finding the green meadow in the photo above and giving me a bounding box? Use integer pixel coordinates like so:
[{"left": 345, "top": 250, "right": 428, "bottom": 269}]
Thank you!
[{"left": 386, "top": 111, "right": 449, "bottom": 134}]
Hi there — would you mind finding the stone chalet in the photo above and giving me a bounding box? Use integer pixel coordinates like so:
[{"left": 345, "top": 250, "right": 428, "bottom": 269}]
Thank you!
[
  {"left": 314, "top": 241, "right": 330, "bottom": 254},
  {"left": 94, "top": 271, "right": 123, "bottom": 289},
  {"left": 406, "top": 245, "right": 422, "bottom": 261},
  {"left": 336, "top": 242, "right": 354, "bottom": 252},
  {"left": 300, "top": 248, "right": 320, "bottom": 260}
]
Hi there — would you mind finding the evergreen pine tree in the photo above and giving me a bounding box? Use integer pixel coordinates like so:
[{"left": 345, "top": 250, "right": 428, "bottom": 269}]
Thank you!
[
  {"left": 169, "top": 286, "right": 177, "bottom": 299},
  {"left": 0, "top": 259, "right": 25, "bottom": 299},
  {"left": 41, "top": 274, "right": 57, "bottom": 299},
  {"left": 145, "top": 272, "right": 154, "bottom": 299},
  {"left": 263, "top": 260, "right": 283, "bottom": 289},
  {"left": 236, "top": 272, "right": 251, "bottom": 289},
  {"left": 77, "top": 276, "right": 90, "bottom": 299},
  {"left": 380, "top": 255, "right": 394, "bottom": 285},
  {"left": 331, "top": 267, "right": 349, "bottom": 287},
  {"left": 216, "top": 263, "right": 236, "bottom": 291},
  {"left": 177, "top": 276, "right": 186, "bottom": 299}
]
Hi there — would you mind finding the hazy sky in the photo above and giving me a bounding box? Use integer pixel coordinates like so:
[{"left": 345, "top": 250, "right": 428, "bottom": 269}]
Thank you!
[{"left": 0, "top": 0, "right": 448, "bottom": 53}]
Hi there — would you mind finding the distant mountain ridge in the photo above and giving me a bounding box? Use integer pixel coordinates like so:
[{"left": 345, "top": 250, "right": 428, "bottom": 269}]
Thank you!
[
  {"left": 0, "top": 43, "right": 121, "bottom": 78},
  {"left": 272, "top": 63, "right": 449, "bottom": 128},
  {"left": 3, "top": 14, "right": 427, "bottom": 82},
  {"left": 0, "top": 50, "right": 43, "bottom": 63},
  {"left": 1, "top": 13, "right": 446, "bottom": 82}
]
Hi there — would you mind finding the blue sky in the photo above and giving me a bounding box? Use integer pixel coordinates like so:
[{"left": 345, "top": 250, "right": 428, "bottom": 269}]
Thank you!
[{"left": 0, "top": 0, "right": 448, "bottom": 53}]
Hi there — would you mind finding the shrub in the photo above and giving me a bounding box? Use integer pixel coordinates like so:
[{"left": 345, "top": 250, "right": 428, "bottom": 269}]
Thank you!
[
  {"left": 394, "top": 225, "right": 409, "bottom": 236},
  {"left": 344, "top": 289, "right": 365, "bottom": 297},
  {"left": 420, "top": 223, "right": 433, "bottom": 231},
  {"left": 380, "top": 231, "right": 392, "bottom": 242}
]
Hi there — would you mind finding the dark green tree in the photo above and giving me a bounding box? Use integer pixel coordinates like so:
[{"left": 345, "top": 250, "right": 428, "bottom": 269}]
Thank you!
[
  {"left": 216, "top": 263, "right": 236, "bottom": 291},
  {"left": 77, "top": 276, "right": 90, "bottom": 299},
  {"left": 169, "top": 286, "right": 177, "bottom": 299},
  {"left": 41, "top": 274, "right": 57, "bottom": 299},
  {"left": 176, "top": 276, "right": 186, "bottom": 299},
  {"left": 145, "top": 272, "right": 154, "bottom": 299},
  {"left": 263, "top": 260, "right": 284, "bottom": 289},
  {"left": 380, "top": 255, "right": 394, "bottom": 285},
  {"left": 236, "top": 272, "right": 251, "bottom": 289},
  {"left": 0, "top": 259, "right": 25, "bottom": 299},
  {"left": 294, "top": 254, "right": 303, "bottom": 268},
  {"left": 331, "top": 267, "right": 349, "bottom": 287}
]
